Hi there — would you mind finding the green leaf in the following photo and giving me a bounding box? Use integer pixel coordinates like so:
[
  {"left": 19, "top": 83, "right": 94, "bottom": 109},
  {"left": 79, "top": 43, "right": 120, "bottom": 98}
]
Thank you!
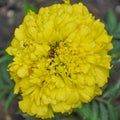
[
  {"left": 107, "top": 104, "right": 118, "bottom": 120},
  {"left": 53, "top": 113, "right": 61, "bottom": 120},
  {"left": 106, "top": 9, "right": 117, "bottom": 35},
  {"left": 111, "top": 40, "right": 120, "bottom": 52},
  {"left": 1, "top": 62, "right": 10, "bottom": 82},
  {"left": 0, "top": 54, "right": 10, "bottom": 63},
  {"left": 23, "top": 2, "right": 37, "bottom": 15},
  {"left": 0, "top": 76, "right": 4, "bottom": 86},
  {"left": 0, "top": 49, "right": 5, "bottom": 55},
  {"left": 74, "top": 103, "right": 92, "bottom": 119},
  {"left": 91, "top": 101, "right": 99, "bottom": 120},
  {"left": 25, "top": 116, "right": 37, "bottom": 120},
  {"left": 102, "top": 78, "right": 120, "bottom": 99},
  {"left": 114, "top": 23, "right": 120, "bottom": 39},
  {"left": 100, "top": 103, "right": 108, "bottom": 120},
  {"left": 0, "top": 85, "right": 12, "bottom": 91},
  {"left": 16, "top": 109, "right": 23, "bottom": 115},
  {"left": 4, "top": 91, "right": 15, "bottom": 111},
  {"left": 0, "top": 90, "right": 9, "bottom": 100},
  {"left": 0, "top": 54, "right": 12, "bottom": 84}
]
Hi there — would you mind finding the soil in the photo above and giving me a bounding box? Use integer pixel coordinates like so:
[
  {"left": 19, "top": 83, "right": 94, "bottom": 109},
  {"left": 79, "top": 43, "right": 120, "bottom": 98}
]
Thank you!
[{"left": 0, "top": 0, "right": 120, "bottom": 120}]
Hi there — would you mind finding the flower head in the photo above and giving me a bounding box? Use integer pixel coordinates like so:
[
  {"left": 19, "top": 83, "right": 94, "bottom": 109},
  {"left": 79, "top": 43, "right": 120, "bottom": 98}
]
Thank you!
[{"left": 6, "top": 0, "right": 113, "bottom": 119}]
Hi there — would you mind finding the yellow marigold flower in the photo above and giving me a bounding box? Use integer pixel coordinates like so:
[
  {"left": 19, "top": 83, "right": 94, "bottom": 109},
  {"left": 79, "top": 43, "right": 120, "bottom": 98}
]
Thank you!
[{"left": 6, "top": 0, "right": 113, "bottom": 119}]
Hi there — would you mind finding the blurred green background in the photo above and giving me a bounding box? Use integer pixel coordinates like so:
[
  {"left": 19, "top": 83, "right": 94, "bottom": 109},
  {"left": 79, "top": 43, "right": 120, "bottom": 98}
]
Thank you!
[{"left": 0, "top": 0, "right": 120, "bottom": 120}]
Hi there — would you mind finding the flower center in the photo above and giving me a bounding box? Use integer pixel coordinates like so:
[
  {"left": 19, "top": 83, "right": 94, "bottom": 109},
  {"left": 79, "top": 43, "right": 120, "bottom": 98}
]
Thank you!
[{"left": 49, "top": 47, "right": 55, "bottom": 58}]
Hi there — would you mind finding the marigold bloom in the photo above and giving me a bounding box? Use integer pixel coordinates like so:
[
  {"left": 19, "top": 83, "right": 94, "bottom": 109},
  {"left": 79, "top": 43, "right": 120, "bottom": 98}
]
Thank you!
[{"left": 6, "top": 0, "right": 113, "bottom": 119}]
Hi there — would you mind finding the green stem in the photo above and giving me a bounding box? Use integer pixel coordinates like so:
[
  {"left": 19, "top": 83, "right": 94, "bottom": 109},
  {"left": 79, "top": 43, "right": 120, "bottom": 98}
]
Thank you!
[{"left": 95, "top": 97, "right": 110, "bottom": 105}]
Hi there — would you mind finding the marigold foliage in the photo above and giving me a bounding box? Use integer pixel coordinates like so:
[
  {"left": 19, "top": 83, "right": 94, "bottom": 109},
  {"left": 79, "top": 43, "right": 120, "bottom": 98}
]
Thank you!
[{"left": 6, "top": 1, "right": 113, "bottom": 119}]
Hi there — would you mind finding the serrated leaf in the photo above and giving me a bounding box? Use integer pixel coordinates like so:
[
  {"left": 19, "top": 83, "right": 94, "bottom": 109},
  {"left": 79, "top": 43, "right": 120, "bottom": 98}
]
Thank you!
[
  {"left": 114, "top": 23, "right": 120, "bottom": 39},
  {"left": 105, "top": 9, "right": 117, "bottom": 35},
  {"left": 108, "top": 104, "right": 118, "bottom": 120},
  {"left": 74, "top": 103, "right": 92, "bottom": 119},
  {"left": 23, "top": 2, "right": 37, "bottom": 15},
  {"left": 112, "top": 40, "right": 120, "bottom": 50},
  {"left": 53, "top": 113, "right": 61, "bottom": 120},
  {"left": 109, "top": 40, "right": 120, "bottom": 59},
  {"left": 25, "top": 116, "right": 37, "bottom": 120},
  {"left": 16, "top": 109, "right": 23, "bottom": 115},
  {"left": 100, "top": 103, "right": 108, "bottom": 120},
  {"left": 91, "top": 101, "right": 99, "bottom": 120},
  {"left": 102, "top": 78, "right": 120, "bottom": 99}
]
